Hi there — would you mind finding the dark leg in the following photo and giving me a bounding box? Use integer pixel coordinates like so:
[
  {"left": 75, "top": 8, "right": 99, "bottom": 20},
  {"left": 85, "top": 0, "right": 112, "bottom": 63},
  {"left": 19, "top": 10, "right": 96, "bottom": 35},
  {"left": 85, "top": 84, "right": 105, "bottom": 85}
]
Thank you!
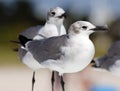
[
  {"left": 32, "top": 71, "right": 35, "bottom": 91},
  {"left": 61, "top": 76, "right": 65, "bottom": 91},
  {"left": 51, "top": 71, "right": 54, "bottom": 91}
]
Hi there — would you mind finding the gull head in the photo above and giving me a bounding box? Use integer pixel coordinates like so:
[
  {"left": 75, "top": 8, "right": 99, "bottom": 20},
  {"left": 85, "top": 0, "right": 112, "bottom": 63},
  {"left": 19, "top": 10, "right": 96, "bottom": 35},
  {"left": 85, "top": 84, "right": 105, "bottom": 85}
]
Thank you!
[
  {"left": 68, "top": 21, "right": 109, "bottom": 36},
  {"left": 47, "top": 7, "right": 66, "bottom": 24}
]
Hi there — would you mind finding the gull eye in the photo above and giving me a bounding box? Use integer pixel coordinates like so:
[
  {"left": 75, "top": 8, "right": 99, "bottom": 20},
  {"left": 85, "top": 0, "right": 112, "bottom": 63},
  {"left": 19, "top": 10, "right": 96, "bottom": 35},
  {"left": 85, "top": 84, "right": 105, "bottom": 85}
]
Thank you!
[
  {"left": 82, "top": 26, "right": 87, "bottom": 30},
  {"left": 51, "top": 12, "right": 55, "bottom": 15}
]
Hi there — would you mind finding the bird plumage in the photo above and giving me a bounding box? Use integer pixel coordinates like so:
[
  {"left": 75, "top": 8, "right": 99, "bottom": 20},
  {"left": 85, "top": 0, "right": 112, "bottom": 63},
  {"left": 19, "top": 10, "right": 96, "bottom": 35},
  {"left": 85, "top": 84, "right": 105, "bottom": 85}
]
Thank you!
[
  {"left": 17, "top": 7, "right": 67, "bottom": 91},
  {"left": 20, "top": 21, "right": 108, "bottom": 75},
  {"left": 18, "top": 7, "right": 66, "bottom": 63}
]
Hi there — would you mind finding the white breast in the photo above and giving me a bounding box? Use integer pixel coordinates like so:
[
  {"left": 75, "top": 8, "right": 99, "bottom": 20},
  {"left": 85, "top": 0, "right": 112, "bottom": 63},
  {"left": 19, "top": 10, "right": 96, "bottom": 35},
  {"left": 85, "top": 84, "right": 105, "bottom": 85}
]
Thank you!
[
  {"left": 60, "top": 25, "right": 66, "bottom": 35},
  {"left": 33, "top": 24, "right": 66, "bottom": 40},
  {"left": 33, "top": 24, "right": 58, "bottom": 40},
  {"left": 61, "top": 38, "right": 95, "bottom": 73}
]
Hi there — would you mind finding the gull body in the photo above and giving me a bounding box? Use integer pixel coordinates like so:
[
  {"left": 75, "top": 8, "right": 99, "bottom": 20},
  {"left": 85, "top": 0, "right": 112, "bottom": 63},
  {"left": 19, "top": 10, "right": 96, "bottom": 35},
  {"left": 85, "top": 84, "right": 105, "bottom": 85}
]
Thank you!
[
  {"left": 41, "top": 34, "right": 95, "bottom": 75},
  {"left": 19, "top": 21, "right": 108, "bottom": 75}
]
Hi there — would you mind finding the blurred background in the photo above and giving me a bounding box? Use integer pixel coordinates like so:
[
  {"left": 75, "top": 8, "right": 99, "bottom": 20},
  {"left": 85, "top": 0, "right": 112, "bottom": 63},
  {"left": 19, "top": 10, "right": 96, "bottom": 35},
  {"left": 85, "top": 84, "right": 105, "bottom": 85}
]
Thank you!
[{"left": 0, "top": 0, "right": 120, "bottom": 91}]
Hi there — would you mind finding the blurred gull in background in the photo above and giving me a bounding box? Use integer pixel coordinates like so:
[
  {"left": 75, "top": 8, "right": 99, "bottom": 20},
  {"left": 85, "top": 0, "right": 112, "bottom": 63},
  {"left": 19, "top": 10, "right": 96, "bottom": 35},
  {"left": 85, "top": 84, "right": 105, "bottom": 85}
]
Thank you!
[{"left": 93, "top": 40, "right": 120, "bottom": 77}]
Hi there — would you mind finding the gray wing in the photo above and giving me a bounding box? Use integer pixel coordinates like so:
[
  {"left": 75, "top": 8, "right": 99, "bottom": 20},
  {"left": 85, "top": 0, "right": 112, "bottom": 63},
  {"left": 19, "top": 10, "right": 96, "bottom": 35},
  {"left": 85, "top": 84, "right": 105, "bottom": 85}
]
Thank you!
[
  {"left": 18, "top": 25, "right": 42, "bottom": 60},
  {"left": 20, "top": 25, "right": 42, "bottom": 39},
  {"left": 27, "top": 35, "right": 68, "bottom": 63}
]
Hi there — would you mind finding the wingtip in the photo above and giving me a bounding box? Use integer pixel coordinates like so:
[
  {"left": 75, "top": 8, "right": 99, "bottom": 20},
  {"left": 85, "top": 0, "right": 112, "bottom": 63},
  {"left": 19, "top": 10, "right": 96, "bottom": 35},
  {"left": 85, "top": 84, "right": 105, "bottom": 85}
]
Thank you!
[{"left": 10, "top": 40, "right": 20, "bottom": 44}]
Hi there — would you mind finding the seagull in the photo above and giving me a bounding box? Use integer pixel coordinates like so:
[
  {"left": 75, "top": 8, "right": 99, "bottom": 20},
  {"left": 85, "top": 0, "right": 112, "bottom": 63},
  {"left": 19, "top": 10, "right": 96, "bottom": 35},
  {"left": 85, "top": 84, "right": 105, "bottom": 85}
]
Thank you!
[
  {"left": 18, "top": 20, "right": 108, "bottom": 91},
  {"left": 93, "top": 41, "right": 120, "bottom": 77},
  {"left": 20, "top": 7, "right": 66, "bottom": 40},
  {"left": 33, "top": 7, "right": 66, "bottom": 40},
  {"left": 18, "top": 7, "right": 66, "bottom": 91}
]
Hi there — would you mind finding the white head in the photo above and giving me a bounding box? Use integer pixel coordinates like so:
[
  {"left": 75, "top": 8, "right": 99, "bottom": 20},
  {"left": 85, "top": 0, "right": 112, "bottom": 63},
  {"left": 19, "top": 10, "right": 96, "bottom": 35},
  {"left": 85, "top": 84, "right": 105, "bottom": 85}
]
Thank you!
[
  {"left": 68, "top": 21, "right": 108, "bottom": 36},
  {"left": 47, "top": 7, "right": 66, "bottom": 25}
]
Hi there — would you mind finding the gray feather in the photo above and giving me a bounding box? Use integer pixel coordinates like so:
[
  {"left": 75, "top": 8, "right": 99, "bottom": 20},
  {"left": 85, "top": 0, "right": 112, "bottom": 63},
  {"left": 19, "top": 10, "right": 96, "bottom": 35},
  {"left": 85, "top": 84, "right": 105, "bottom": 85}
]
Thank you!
[
  {"left": 18, "top": 25, "right": 42, "bottom": 60},
  {"left": 95, "top": 41, "right": 120, "bottom": 70},
  {"left": 107, "top": 41, "right": 120, "bottom": 57},
  {"left": 20, "top": 25, "right": 42, "bottom": 39},
  {"left": 27, "top": 35, "right": 68, "bottom": 63}
]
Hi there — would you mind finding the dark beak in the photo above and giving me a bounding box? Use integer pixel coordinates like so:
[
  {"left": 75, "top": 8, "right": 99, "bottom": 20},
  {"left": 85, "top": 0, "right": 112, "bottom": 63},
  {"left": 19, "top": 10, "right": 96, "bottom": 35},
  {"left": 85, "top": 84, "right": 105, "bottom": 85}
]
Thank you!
[
  {"left": 91, "top": 26, "right": 109, "bottom": 31},
  {"left": 58, "top": 13, "right": 67, "bottom": 18}
]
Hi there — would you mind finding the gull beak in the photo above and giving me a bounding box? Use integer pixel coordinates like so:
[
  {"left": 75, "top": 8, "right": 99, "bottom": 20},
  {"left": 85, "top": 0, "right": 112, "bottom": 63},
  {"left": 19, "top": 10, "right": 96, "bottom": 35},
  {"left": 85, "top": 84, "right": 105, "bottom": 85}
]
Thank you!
[
  {"left": 58, "top": 13, "right": 67, "bottom": 18},
  {"left": 91, "top": 26, "right": 109, "bottom": 31}
]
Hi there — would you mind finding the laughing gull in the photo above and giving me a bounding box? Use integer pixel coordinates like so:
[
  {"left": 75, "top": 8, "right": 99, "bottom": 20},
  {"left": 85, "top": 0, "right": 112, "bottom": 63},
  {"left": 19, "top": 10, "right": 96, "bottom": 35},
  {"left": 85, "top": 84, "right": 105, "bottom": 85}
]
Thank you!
[
  {"left": 18, "top": 20, "right": 108, "bottom": 91},
  {"left": 18, "top": 7, "right": 66, "bottom": 91},
  {"left": 20, "top": 7, "right": 66, "bottom": 40},
  {"left": 93, "top": 40, "right": 120, "bottom": 77}
]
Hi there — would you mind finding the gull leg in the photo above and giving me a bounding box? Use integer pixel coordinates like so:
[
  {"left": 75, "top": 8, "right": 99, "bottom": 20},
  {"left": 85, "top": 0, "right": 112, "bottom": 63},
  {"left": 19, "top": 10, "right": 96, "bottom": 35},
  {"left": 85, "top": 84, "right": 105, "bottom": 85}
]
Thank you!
[
  {"left": 32, "top": 71, "right": 35, "bottom": 91},
  {"left": 61, "top": 76, "right": 65, "bottom": 91},
  {"left": 51, "top": 71, "right": 54, "bottom": 91}
]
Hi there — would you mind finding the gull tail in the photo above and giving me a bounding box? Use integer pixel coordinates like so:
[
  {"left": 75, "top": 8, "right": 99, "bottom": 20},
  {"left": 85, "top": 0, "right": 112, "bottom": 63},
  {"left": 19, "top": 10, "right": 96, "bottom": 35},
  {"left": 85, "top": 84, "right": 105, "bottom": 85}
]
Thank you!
[
  {"left": 18, "top": 35, "right": 32, "bottom": 47},
  {"left": 9, "top": 40, "right": 19, "bottom": 52}
]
